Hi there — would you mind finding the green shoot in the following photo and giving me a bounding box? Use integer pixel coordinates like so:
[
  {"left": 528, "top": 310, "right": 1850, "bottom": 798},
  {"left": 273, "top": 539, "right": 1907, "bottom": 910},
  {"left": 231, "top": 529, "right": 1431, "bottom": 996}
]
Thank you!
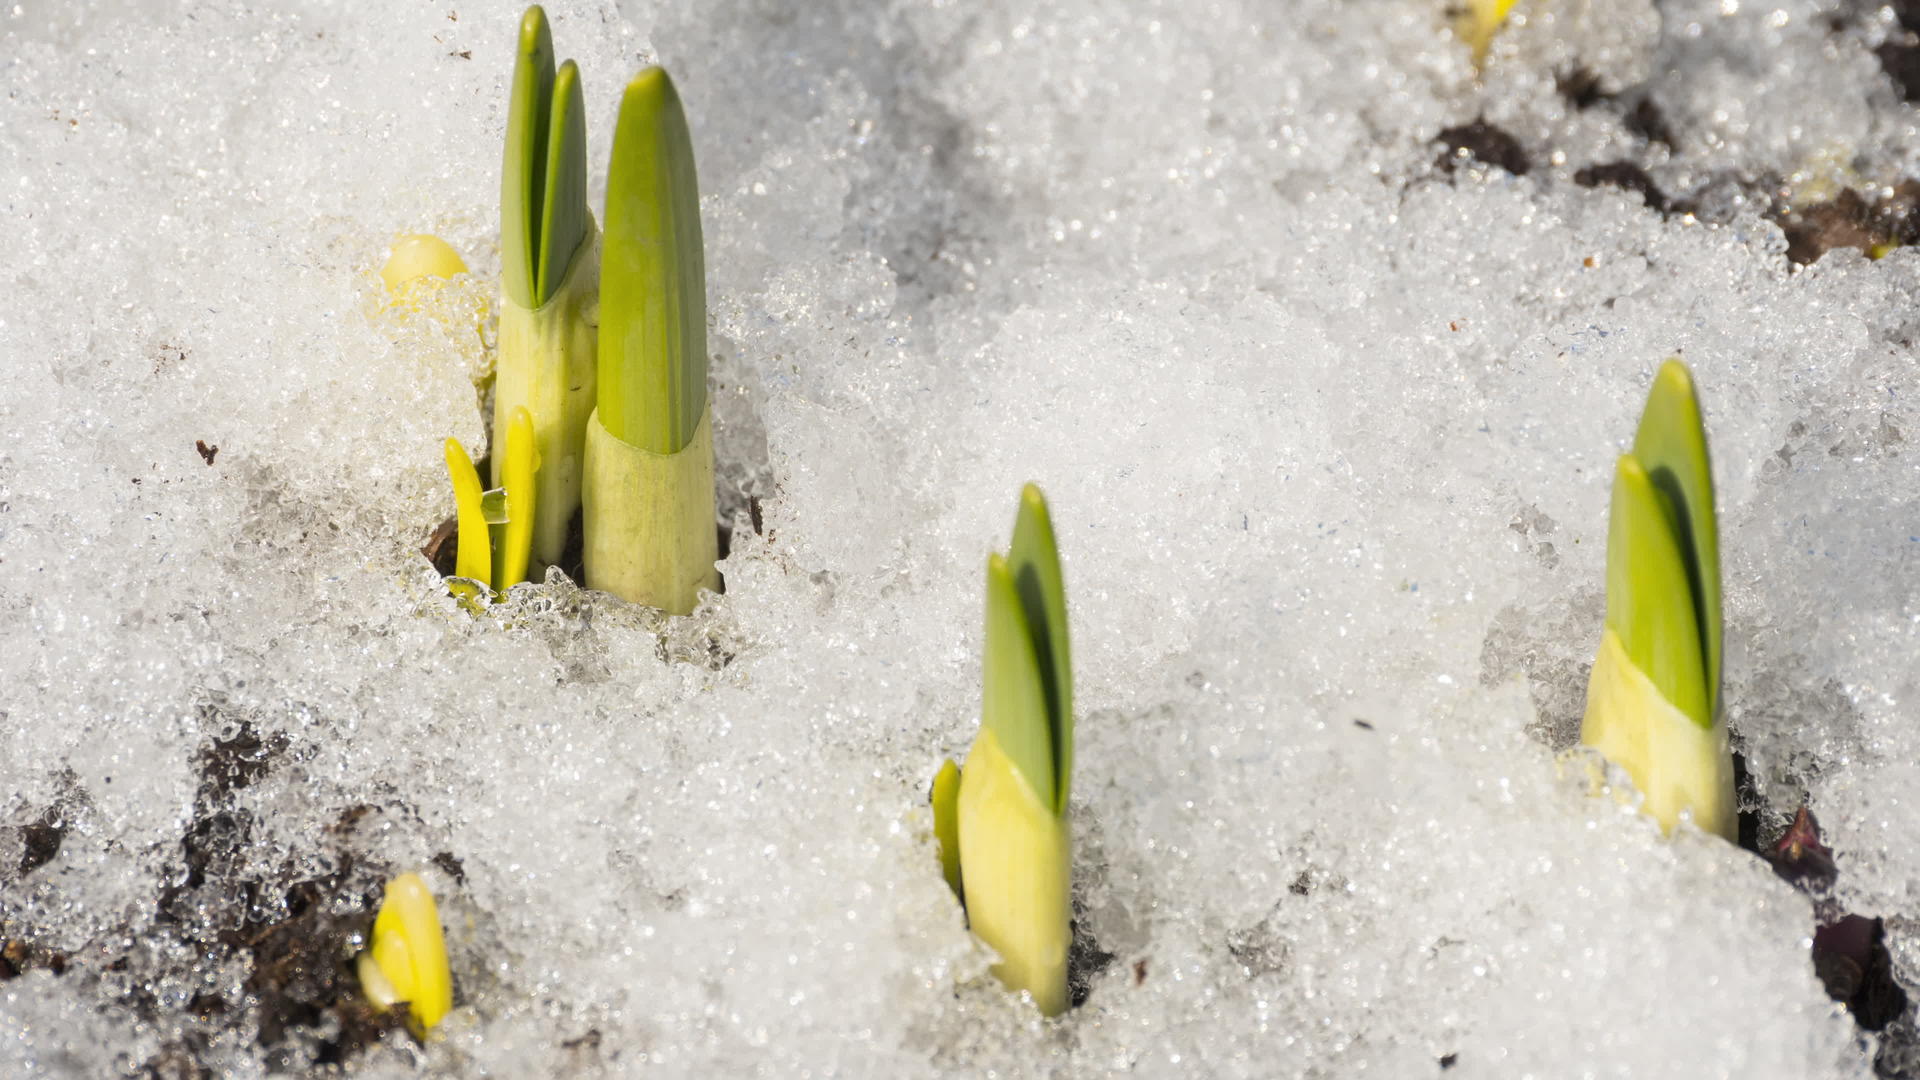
[
  {"left": 502, "top": 6, "right": 588, "bottom": 310},
  {"left": 1582, "top": 358, "right": 1733, "bottom": 838},
  {"left": 944, "top": 485, "right": 1075, "bottom": 1015},
  {"left": 495, "top": 4, "right": 597, "bottom": 571},
  {"left": 580, "top": 65, "right": 719, "bottom": 614},
  {"left": 598, "top": 67, "right": 707, "bottom": 454}
]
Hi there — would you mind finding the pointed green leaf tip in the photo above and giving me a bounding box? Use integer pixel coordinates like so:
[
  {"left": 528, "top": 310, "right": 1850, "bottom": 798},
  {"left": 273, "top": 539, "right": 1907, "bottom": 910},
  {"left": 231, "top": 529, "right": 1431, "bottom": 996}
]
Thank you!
[
  {"left": 599, "top": 66, "right": 708, "bottom": 454},
  {"left": 1632, "top": 359, "right": 1721, "bottom": 718},
  {"left": 1605, "top": 360, "right": 1720, "bottom": 729},
  {"left": 536, "top": 60, "right": 589, "bottom": 304},
  {"left": 982, "top": 486, "right": 1073, "bottom": 815},
  {"left": 501, "top": 6, "right": 588, "bottom": 309},
  {"left": 1008, "top": 484, "right": 1071, "bottom": 811}
]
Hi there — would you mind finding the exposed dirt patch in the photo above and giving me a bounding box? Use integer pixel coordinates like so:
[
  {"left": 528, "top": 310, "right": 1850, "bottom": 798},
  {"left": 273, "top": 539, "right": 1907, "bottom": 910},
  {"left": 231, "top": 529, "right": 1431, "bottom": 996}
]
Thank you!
[
  {"left": 1574, "top": 161, "right": 1670, "bottom": 213},
  {"left": 1763, "top": 808, "right": 1913, "bottom": 1050},
  {"left": 1434, "top": 120, "right": 1530, "bottom": 177}
]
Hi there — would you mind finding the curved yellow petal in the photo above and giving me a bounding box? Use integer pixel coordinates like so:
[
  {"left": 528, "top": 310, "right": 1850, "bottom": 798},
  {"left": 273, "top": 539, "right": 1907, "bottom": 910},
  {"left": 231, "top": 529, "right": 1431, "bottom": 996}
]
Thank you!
[
  {"left": 444, "top": 438, "right": 491, "bottom": 600},
  {"left": 495, "top": 406, "right": 538, "bottom": 590}
]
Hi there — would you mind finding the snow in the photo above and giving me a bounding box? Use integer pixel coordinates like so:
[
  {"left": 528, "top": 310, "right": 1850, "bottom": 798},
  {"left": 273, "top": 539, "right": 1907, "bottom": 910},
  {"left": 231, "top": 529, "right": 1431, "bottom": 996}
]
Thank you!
[{"left": 3, "top": 0, "right": 1918, "bottom": 1075}]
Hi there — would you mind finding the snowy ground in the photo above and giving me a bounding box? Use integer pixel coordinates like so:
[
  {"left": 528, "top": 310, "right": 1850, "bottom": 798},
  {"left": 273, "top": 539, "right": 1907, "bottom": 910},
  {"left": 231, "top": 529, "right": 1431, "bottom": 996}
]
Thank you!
[{"left": 4, "top": 0, "right": 1920, "bottom": 1075}]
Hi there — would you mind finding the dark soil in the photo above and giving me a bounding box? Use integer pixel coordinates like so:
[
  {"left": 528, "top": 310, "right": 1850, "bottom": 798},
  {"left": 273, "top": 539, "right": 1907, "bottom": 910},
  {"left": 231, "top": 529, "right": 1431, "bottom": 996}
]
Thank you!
[
  {"left": 1556, "top": 65, "right": 1615, "bottom": 110},
  {"left": 1762, "top": 807, "right": 1914, "bottom": 1063},
  {"left": 1434, "top": 121, "right": 1531, "bottom": 177},
  {"left": 1773, "top": 182, "right": 1920, "bottom": 266},
  {"left": 1573, "top": 162, "right": 1669, "bottom": 213},
  {"left": 1623, "top": 97, "right": 1677, "bottom": 151},
  {"left": 4, "top": 713, "right": 426, "bottom": 1075},
  {"left": 1066, "top": 897, "right": 1117, "bottom": 1010}
]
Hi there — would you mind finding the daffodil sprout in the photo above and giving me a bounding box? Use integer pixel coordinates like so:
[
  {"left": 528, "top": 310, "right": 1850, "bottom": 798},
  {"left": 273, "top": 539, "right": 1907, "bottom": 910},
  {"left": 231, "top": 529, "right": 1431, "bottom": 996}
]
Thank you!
[
  {"left": 496, "top": 4, "right": 597, "bottom": 572},
  {"left": 932, "top": 485, "right": 1074, "bottom": 1016},
  {"left": 356, "top": 872, "right": 453, "bottom": 1036},
  {"left": 581, "top": 66, "right": 719, "bottom": 614},
  {"left": 1457, "top": 0, "right": 1519, "bottom": 66},
  {"left": 443, "top": 405, "right": 537, "bottom": 602},
  {"left": 1580, "top": 359, "right": 1735, "bottom": 840}
]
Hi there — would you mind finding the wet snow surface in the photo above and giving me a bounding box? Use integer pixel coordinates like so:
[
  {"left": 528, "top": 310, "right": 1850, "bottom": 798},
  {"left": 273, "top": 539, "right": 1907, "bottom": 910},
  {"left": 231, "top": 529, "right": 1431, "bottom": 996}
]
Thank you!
[{"left": 5, "top": 0, "right": 1920, "bottom": 1075}]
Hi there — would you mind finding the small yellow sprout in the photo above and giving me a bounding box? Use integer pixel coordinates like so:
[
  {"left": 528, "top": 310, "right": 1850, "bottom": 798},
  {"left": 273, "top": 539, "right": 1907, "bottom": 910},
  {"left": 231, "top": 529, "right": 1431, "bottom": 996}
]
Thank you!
[
  {"left": 496, "top": 405, "right": 538, "bottom": 592},
  {"left": 444, "top": 437, "right": 490, "bottom": 603},
  {"left": 356, "top": 872, "right": 453, "bottom": 1035},
  {"left": 1456, "top": 0, "right": 1519, "bottom": 67},
  {"left": 380, "top": 234, "right": 469, "bottom": 303},
  {"left": 441, "top": 406, "right": 539, "bottom": 603}
]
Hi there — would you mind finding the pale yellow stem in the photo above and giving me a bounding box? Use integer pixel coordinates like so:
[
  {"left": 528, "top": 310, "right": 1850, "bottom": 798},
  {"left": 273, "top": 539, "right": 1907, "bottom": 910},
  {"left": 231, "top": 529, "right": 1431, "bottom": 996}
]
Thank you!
[
  {"left": 1581, "top": 626, "right": 1736, "bottom": 840},
  {"left": 580, "top": 403, "right": 719, "bottom": 614},
  {"left": 495, "top": 224, "right": 599, "bottom": 570},
  {"left": 958, "top": 728, "right": 1072, "bottom": 1017}
]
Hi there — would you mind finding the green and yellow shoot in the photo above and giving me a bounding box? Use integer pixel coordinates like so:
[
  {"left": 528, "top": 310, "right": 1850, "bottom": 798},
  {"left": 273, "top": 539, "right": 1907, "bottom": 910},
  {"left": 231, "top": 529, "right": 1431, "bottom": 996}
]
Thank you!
[
  {"left": 496, "top": 4, "right": 597, "bottom": 572},
  {"left": 581, "top": 67, "right": 719, "bottom": 614},
  {"left": 933, "top": 485, "right": 1074, "bottom": 1017},
  {"left": 356, "top": 872, "right": 453, "bottom": 1036},
  {"left": 1580, "top": 360, "right": 1735, "bottom": 840}
]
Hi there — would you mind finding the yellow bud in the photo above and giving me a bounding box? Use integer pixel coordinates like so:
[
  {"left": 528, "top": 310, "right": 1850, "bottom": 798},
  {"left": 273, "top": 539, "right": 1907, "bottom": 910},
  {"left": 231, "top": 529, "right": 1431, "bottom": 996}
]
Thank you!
[
  {"left": 381, "top": 233, "right": 469, "bottom": 301},
  {"left": 356, "top": 872, "right": 453, "bottom": 1035}
]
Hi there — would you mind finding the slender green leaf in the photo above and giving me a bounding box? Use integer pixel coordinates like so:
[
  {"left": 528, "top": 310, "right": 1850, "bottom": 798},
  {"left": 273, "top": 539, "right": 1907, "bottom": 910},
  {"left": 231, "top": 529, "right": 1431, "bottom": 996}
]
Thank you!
[
  {"left": 501, "top": 5, "right": 555, "bottom": 309},
  {"left": 534, "top": 59, "right": 589, "bottom": 305},
  {"left": 599, "top": 67, "right": 708, "bottom": 453},
  {"left": 1006, "top": 484, "right": 1072, "bottom": 813},
  {"left": 1605, "top": 454, "right": 1711, "bottom": 728},
  {"left": 1630, "top": 359, "right": 1721, "bottom": 719},
  {"left": 982, "top": 552, "right": 1056, "bottom": 811}
]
